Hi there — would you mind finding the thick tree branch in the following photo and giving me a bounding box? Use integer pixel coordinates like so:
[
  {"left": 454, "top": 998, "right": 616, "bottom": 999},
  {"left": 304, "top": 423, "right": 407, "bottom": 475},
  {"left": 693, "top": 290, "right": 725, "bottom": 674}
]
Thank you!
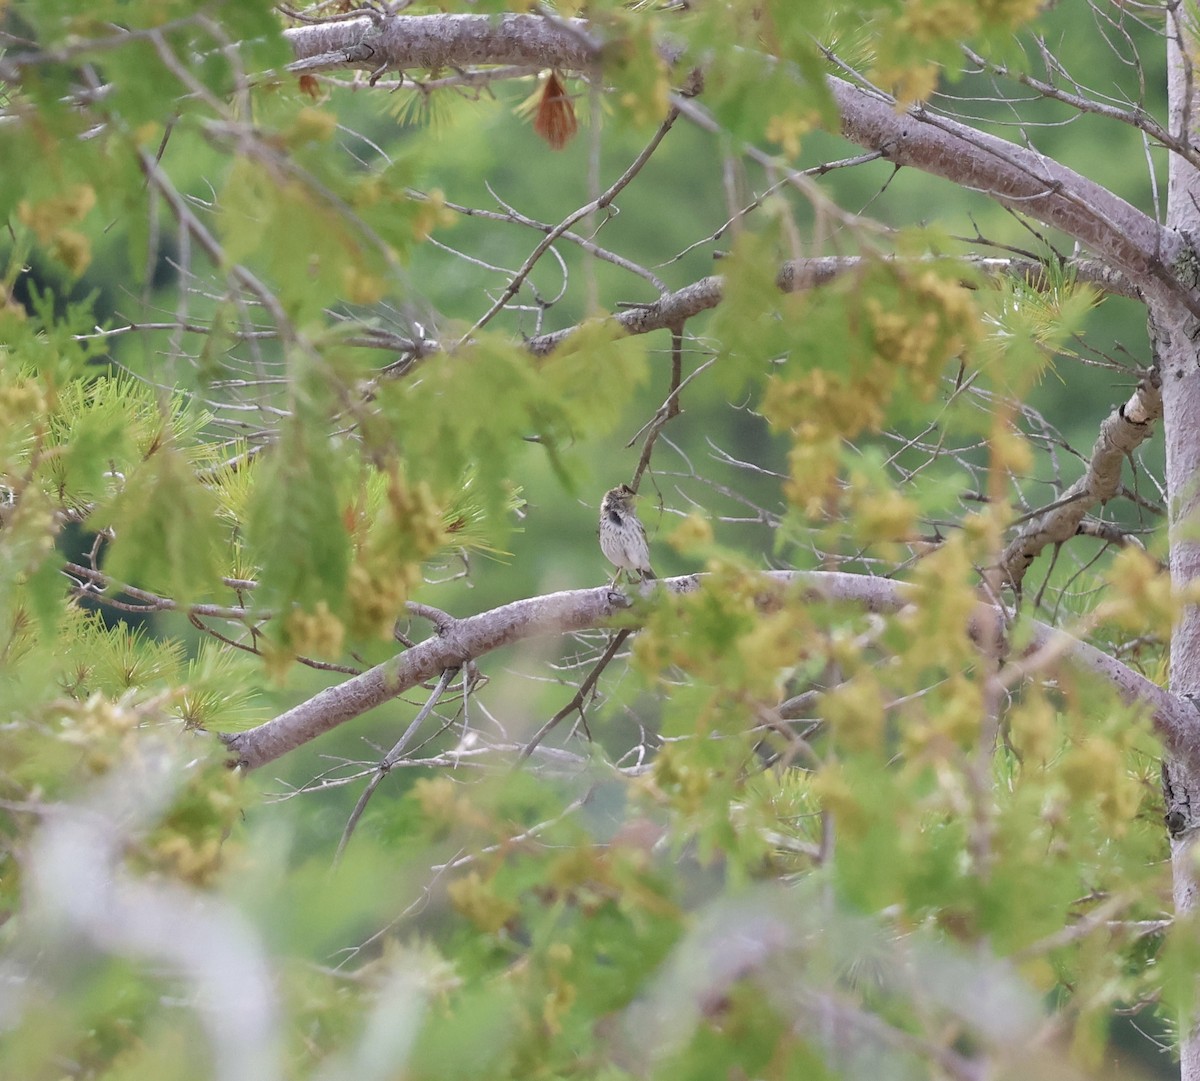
[
  {"left": 222, "top": 571, "right": 1200, "bottom": 776},
  {"left": 78, "top": 255, "right": 1135, "bottom": 366},
  {"left": 525, "top": 255, "right": 1134, "bottom": 356},
  {"left": 223, "top": 586, "right": 636, "bottom": 769},
  {"left": 284, "top": 13, "right": 600, "bottom": 75},
  {"left": 282, "top": 13, "right": 1197, "bottom": 315},
  {"left": 827, "top": 77, "right": 1200, "bottom": 316}
]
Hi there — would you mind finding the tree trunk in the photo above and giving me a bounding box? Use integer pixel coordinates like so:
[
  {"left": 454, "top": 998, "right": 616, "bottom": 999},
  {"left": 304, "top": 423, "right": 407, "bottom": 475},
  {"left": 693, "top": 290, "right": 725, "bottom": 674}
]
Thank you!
[{"left": 1161, "top": 9, "right": 1200, "bottom": 1079}]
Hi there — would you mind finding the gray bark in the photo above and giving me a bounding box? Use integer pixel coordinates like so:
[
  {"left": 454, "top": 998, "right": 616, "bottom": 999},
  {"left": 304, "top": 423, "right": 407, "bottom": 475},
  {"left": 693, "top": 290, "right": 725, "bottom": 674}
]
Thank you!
[
  {"left": 226, "top": 572, "right": 1200, "bottom": 774},
  {"left": 1161, "top": 9, "right": 1200, "bottom": 1078}
]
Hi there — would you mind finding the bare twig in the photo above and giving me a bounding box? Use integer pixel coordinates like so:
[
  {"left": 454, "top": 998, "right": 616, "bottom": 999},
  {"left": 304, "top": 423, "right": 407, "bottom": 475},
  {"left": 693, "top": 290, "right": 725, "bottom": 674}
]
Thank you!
[
  {"left": 630, "top": 327, "right": 686, "bottom": 490},
  {"left": 334, "top": 665, "right": 459, "bottom": 864},
  {"left": 458, "top": 107, "right": 680, "bottom": 343},
  {"left": 517, "top": 629, "right": 630, "bottom": 762}
]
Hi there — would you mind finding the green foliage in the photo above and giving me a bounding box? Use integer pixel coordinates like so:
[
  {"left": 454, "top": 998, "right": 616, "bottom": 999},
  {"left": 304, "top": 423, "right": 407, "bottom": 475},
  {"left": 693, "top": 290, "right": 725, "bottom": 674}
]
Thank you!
[
  {"left": 101, "top": 442, "right": 228, "bottom": 601},
  {"left": 0, "top": 0, "right": 1185, "bottom": 1079},
  {"left": 245, "top": 401, "right": 353, "bottom": 614},
  {"left": 378, "top": 325, "right": 647, "bottom": 500},
  {"left": 175, "top": 640, "right": 271, "bottom": 731}
]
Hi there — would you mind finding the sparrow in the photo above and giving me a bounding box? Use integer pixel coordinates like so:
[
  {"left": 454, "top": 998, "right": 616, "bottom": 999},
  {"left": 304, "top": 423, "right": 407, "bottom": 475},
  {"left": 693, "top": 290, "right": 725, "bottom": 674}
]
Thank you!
[{"left": 599, "top": 484, "right": 656, "bottom": 583}]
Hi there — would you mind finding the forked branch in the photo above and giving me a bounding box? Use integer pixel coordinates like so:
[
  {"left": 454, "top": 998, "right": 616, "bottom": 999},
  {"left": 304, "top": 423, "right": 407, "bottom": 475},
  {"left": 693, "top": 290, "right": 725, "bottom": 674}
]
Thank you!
[
  {"left": 999, "top": 370, "right": 1163, "bottom": 589},
  {"left": 222, "top": 571, "right": 1200, "bottom": 775}
]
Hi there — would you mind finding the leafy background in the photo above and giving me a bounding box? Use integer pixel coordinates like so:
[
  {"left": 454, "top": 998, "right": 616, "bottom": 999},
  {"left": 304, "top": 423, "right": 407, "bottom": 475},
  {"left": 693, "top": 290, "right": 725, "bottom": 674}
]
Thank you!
[{"left": 0, "top": 0, "right": 1183, "bottom": 1078}]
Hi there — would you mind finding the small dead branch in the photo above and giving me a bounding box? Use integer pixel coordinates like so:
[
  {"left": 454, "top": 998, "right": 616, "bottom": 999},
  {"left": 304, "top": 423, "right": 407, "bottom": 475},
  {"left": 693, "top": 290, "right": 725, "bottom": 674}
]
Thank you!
[{"left": 998, "top": 369, "right": 1162, "bottom": 590}]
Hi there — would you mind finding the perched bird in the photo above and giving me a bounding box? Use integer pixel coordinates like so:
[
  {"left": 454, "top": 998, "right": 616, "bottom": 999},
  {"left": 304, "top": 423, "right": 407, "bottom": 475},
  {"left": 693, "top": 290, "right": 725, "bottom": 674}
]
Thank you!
[{"left": 599, "top": 484, "right": 656, "bottom": 583}]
